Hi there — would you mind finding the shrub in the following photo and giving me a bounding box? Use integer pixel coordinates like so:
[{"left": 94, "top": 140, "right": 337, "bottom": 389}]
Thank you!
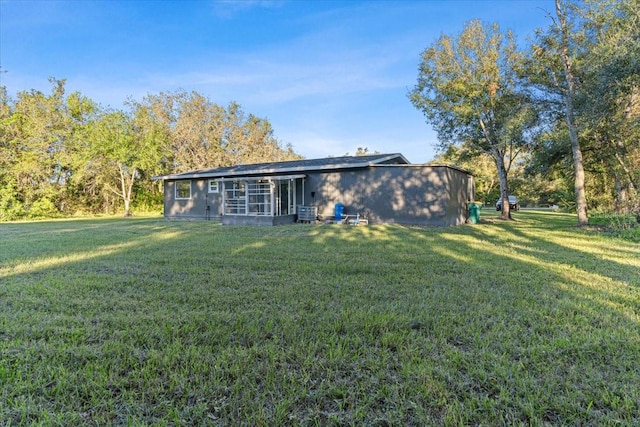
[
  {"left": 28, "top": 197, "right": 60, "bottom": 219},
  {"left": 590, "top": 212, "right": 639, "bottom": 241}
]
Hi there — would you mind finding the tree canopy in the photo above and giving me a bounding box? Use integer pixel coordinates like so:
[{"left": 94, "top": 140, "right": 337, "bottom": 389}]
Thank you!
[
  {"left": 0, "top": 82, "right": 302, "bottom": 219},
  {"left": 411, "top": 0, "right": 638, "bottom": 222},
  {"left": 1, "top": 0, "right": 637, "bottom": 221},
  {"left": 409, "top": 20, "right": 538, "bottom": 219},
  {"left": 524, "top": 0, "right": 639, "bottom": 221}
]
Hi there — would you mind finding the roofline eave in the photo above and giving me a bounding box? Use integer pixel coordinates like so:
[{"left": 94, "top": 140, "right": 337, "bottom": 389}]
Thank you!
[{"left": 151, "top": 153, "right": 410, "bottom": 181}]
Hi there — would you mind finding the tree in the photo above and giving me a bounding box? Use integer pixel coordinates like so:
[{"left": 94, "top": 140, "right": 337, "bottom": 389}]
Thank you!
[
  {"left": 581, "top": 0, "right": 640, "bottom": 212},
  {"left": 432, "top": 143, "right": 500, "bottom": 204},
  {"left": 222, "top": 101, "right": 292, "bottom": 165},
  {"left": 527, "top": 0, "right": 639, "bottom": 220},
  {"left": 353, "top": 147, "right": 380, "bottom": 156},
  {"left": 409, "top": 20, "right": 538, "bottom": 219},
  {"left": 83, "top": 107, "right": 167, "bottom": 217},
  {"left": 0, "top": 79, "right": 98, "bottom": 219},
  {"left": 0, "top": 86, "right": 22, "bottom": 220},
  {"left": 0, "top": 81, "right": 303, "bottom": 220},
  {"left": 0, "top": 78, "right": 75, "bottom": 218},
  {"left": 527, "top": 0, "right": 593, "bottom": 224},
  {"left": 138, "top": 91, "right": 302, "bottom": 173},
  {"left": 169, "top": 91, "right": 226, "bottom": 171}
]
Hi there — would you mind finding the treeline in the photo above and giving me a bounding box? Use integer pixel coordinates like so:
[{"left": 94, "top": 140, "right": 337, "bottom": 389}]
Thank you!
[
  {"left": 2, "top": 0, "right": 637, "bottom": 222},
  {"left": 0, "top": 82, "right": 302, "bottom": 219},
  {"left": 411, "top": 0, "right": 639, "bottom": 221}
]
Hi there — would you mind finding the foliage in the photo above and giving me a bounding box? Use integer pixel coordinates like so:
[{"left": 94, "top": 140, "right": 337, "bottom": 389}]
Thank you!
[
  {"left": 589, "top": 212, "right": 640, "bottom": 242},
  {"left": 522, "top": 0, "right": 591, "bottom": 224},
  {"left": 1, "top": 213, "right": 639, "bottom": 425},
  {"left": 136, "top": 91, "right": 303, "bottom": 173},
  {"left": 414, "top": 0, "right": 639, "bottom": 220},
  {"left": 0, "top": 79, "right": 76, "bottom": 219},
  {"left": 581, "top": 0, "right": 640, "bottom": 212},
  {"left": 410, "top": 20, "right": 539, "bottom": 219},
  {"left": 0, "top": 83, "right": 302, "bottom": 220},
  {"left": 524, "top": 0, "right": 639, "bottom": 220},
  {"left": 0, "top": 178, "right": 24, "bottom": 221},
  {"left": 350, "top": 147, "right": 380, "bottom": 156},
  {"left": 2, "top": 0, "right": 636, "bottom": 222}
]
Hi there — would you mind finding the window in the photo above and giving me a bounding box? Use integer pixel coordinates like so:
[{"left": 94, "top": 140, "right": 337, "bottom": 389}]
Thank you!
[
  {"left": 208, "top": 180, "right": 219, "bottom": 193},
  {"left": 175, "top": 181, "right": 191, "bottom": 199},
  {"left": 224, "top": 181, "right": 247, "bottom": 215},
  {"left": 222, "top": 178, "right": 297, "bottom": 216},
  {"left": 247, "top": 181, "right": 272, "bottom": 215}
]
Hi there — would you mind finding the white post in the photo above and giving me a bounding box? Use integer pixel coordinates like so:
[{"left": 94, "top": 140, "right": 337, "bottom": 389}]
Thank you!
[
  {"left": 270, "top": 179, "right": 275, "bottom": 216},
  {"left": 221, "top": 181, "right": 226, "bottom": 215}
]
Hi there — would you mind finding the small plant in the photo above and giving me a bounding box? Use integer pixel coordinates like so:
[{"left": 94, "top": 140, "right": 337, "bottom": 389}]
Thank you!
[{"left": 590, "top": 212, "right": 639, "bottom": 241}]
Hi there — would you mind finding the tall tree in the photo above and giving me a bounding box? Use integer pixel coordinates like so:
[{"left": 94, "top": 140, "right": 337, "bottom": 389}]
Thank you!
[
  {"left": 138, "top": 91, "right": 302, "bottom": 173},
  {"left": 409, "top": 20, "right": 538, "bottom": 219},
  {"left": 223, "top": 102, "right": 296, "bottom": 165},
  {"left": 527, "top": 0, "right": 639, "bottom": 219},
  {"left": 0, "top": 82, "right": 302, "bottom": 220},
  {"left": 581, "top": 0, "right": 640, "bottom": 212},
  {"left": 0, "top": 86, "right": 22, "bottom": 219},
  {"left": 555, "top": 0, "right": 589, "bottom": 224},
  {"left": 1, "top": 78, "right": 74, "bottom": 217},
  {"left": 170, "top": 91, "right": 226, "bottom": 171},
  {"left": 0, "top": 80, "right": 97, "bottom": 218},
  {"left": 84, "top": 107, "right": 167, "bottom": 217},
  {"left": 527, "top": 0, "right": 593, "bottom": 224}
]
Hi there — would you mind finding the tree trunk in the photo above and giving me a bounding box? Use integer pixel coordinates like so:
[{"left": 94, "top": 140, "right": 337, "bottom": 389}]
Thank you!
[
  {"left": 568, "top": 115, "right": 588, "bottom": 224},
  {"left": 556, "top": 0, "right": 588, "bottom": 225},
  {"left": 123, "top": 198, "right": 131, "bottom": 217},
  {"left": 614, "top": 151, "right": 638, "bottom": 198},
  {"left": 118, "top": 163, "right": 135, "bottom": 217},
  {"left": 123, "top": 167, "right": 137, "bottom": 217}
]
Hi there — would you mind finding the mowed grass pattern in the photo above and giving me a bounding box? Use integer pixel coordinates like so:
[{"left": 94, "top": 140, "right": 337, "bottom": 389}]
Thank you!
[{"left": 1, "top": 212, "right": 639, "bottom": 426}]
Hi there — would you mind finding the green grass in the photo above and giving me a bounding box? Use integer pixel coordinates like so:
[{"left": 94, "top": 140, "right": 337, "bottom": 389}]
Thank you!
[{"left": 1, "top": 211, "right": 639, "bottom": 426}]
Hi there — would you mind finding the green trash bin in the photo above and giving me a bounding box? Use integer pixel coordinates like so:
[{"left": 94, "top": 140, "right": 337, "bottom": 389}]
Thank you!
[{"left": 468, "top": 203, "right": 480, "bottom": 224}]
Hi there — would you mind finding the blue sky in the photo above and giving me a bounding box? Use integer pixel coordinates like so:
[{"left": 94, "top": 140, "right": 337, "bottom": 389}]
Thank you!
[{"left": 1, "top": 0, "right": 554, "bottom": 163}]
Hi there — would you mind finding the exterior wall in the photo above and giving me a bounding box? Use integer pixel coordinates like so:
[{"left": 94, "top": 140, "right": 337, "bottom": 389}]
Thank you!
[
  {"left": 162, "top": 165, "right": 474, "bottom": 226},
  {"left": 444, "top": 166, "right": 476, "bottom": 226},
  {"left": 302, "top": 165, "right": 473, "bottom": 226},
  {"left": 164, "top": 178, "right": 302, "bottom": 221},
  {"left": 222, "top": 214, "right": 296, "bottom": 226},
  {"left": 164, "top": 179, "right": 223, "bottom": 220}
]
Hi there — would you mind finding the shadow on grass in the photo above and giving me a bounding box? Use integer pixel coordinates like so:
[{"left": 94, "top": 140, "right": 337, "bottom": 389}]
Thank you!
[{"left": 1, "top": 213, "right": 639, "bottom": 425}]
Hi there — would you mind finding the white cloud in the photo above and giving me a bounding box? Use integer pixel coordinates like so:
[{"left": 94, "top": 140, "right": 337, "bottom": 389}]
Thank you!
[
  {"left": 140, "top": 31, "right": 413, "bottom": 110},
  {"left": 4, "top": 0, "right": 553, "bottom": 163}
]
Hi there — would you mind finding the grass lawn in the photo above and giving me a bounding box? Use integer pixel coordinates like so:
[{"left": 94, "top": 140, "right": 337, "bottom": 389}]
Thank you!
[{"left": 1, "top": 211, "right": 639, "bottom": 426}]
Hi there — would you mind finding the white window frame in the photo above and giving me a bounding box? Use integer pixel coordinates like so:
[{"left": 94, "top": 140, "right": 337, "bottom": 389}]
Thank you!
[
  {"left": 247, "top": 180, "right": 273, "bottom": 216},
  {"left": 208, "top": 180, "right": 219, "bottom": 194},
  {"left": 175, "top": 181, "right": 192, "bottom": 200},
  {"left": 220, "top": 176, "right": 301, "bottom": 216},
  {"left": 224, "top": 180, "right": 247, "bottom": 215}
]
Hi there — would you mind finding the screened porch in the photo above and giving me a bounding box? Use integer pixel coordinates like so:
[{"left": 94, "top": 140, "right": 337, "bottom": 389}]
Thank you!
[{"left": 219, "top": 175, "right": 305, "bottom": 225}]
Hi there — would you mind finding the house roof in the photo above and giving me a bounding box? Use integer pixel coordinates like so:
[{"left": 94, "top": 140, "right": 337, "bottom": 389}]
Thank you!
[{"left": 151, "top": 153, "right": 411, "bottom": 181}]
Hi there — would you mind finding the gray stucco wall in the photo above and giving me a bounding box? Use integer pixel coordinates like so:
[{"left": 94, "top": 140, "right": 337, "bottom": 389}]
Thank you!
[
  {"left": 162, "top": 165, "right": 473, "bottom": 226},
  {"left": 163, "top": 178, "right": 303, "bottom": 221},
  {"left": 164, "top": 180, "right": 223, "bottom": 220},
  {"left": 303, "top": 165, "right": 472, "bottom": 226}
]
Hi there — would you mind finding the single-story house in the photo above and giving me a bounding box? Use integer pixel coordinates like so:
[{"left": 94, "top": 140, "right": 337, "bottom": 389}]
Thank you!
[{"left": 151, "top": 153, "right": 475, "bottom": 226}]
